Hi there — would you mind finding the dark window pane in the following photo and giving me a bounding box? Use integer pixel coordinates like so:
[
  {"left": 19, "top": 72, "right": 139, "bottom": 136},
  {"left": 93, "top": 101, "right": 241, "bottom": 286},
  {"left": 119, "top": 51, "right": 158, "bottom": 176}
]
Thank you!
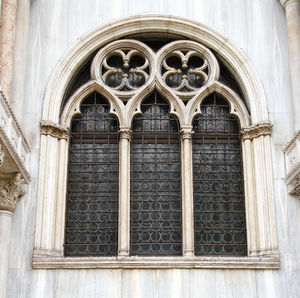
[
  {"left": 65, "top": 92, "right": 119, "bottom": 256},
  {"left": 193, "top": 93, "right": 247, "bottom": 256},
  {"left": 130, "top": 91, "right": 182, "bottom": 256}
]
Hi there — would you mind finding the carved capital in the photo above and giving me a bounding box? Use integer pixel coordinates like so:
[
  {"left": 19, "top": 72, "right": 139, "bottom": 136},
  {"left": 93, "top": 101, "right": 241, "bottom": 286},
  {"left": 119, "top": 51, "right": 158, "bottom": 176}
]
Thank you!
[
  {"left": 40, "top": 121, "right": 69, "bottom": 140},
  {"left": 119, "top": 129, "right": 132, "bottom": 140},
  {"left": 0, "top": 173, "right": 28, "bottom": 212},
  {"left": 180, "top": 128, "right": 193, "bottom": 140},
  {"left": 280, "top": 0, "right": 300, "bottom": 8},
  {"left": 0, "top": 143, "right": 5, "bottom": 167},
  {"left": 240, "top": 123, "right": 272, "bottom": 141}
]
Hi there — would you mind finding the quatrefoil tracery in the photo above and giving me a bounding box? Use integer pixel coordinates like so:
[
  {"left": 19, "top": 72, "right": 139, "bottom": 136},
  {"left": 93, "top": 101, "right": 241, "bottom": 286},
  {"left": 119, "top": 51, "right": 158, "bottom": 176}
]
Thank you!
[
  {"left": 162, "top": 50, "right": 209, "bottom": 92},
  {"left": 102, "top": 49, "right": 150, "bottom": 91},
  {"left": 91, "top": 39, "right": 220, "bottom": 104}
]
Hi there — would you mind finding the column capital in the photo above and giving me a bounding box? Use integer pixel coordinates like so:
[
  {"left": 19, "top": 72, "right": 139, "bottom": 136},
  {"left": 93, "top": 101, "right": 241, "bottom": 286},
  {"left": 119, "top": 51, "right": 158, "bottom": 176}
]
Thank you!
[
  {"left": 280, "top": 0, "right": 300, "bottom": 8},
  {"left": 0, "top": 173, "right": 28, "bottom": 212},
  {"left": 119, "top": 129, "right": 132, "bottom": 140},
  {"left": 180, "top": 128, "right": 194, "bottom": 140}
]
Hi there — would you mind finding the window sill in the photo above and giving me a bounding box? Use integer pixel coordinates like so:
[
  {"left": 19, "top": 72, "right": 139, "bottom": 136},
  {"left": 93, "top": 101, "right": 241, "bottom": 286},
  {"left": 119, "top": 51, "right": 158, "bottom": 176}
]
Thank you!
[{"left": 32, "top": 253, "right": 279, "bottom": 269}]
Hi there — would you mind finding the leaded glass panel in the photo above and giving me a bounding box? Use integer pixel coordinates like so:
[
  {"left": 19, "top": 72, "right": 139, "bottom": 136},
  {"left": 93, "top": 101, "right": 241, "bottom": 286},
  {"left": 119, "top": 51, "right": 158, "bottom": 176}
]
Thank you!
[
  {"left": 192, "top": 93, "right": 247, "bottom": 255},
  {"left": 65, "top": 92, "right": 119, "bottom": 256},
  {"left": 130, "top": 91, "right": 182, "bottom": 255}
]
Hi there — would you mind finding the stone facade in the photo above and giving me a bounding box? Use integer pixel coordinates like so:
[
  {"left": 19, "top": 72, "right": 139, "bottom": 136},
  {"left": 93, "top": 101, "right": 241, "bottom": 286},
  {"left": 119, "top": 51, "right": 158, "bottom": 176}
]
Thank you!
[{"left": 1, "top": 0, "right": 300, "bottom": 297}]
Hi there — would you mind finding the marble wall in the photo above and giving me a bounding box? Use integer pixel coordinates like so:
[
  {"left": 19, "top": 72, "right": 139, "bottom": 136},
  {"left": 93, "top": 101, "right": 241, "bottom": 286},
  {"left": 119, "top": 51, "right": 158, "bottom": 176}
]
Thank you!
[{"left": 6, "top": 0, "right": 300, "bottom": 297}]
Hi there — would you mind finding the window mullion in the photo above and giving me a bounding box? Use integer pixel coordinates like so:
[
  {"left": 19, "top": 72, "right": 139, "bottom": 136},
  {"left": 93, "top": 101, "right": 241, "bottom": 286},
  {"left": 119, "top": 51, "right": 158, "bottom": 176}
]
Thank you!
[
  {"left": 180, "top": 127, "right": 194, "bottom": 256},
  {"left": 118, "top": 128, "right": 131, "bottom": 256}
]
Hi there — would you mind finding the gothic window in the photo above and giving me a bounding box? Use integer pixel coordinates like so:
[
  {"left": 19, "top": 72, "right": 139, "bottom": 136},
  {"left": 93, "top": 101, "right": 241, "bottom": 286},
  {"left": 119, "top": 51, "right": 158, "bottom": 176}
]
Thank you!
[
  {"left": 130, "top": 91, "right": 182, "bottom": 256},
  {"left": 65, "top": 92, "right": 119, "bottom": 256},
  {"left": 34, "top": 17, "right": 278, "bottom": 269}
]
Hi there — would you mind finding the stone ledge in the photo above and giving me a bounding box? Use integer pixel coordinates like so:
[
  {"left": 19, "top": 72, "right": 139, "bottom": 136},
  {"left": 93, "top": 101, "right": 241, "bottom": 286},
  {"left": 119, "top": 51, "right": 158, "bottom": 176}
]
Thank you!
[{"left": 32, "top": 255, "right": 280, "bottom": 270}]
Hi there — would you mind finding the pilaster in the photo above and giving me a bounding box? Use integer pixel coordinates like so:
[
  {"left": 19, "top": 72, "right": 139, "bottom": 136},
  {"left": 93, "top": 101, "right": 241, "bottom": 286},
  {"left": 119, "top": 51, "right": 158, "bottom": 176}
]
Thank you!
[{"left": 241, "top": 123, "right": 278, "bottom": 257}]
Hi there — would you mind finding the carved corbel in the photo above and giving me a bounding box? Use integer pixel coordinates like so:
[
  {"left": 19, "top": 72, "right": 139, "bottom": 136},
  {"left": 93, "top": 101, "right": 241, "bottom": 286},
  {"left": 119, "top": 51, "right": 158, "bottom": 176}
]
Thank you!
[{"left": 0, "top": 173, "right": 28, "bottom": 212}]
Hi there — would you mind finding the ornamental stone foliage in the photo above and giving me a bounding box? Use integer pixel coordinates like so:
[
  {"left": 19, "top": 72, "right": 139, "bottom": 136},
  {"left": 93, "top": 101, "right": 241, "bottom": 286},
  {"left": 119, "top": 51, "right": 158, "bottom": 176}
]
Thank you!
[{"left": 0, "top": 173, "right": 28, "bottom": 212}]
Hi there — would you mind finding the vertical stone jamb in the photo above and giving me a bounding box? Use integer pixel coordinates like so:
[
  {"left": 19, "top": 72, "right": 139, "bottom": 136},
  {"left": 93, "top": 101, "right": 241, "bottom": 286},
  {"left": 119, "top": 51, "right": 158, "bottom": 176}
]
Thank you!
[
  {"left": 0, "top": 0, "right": 18, "bottom": 101},
  {"left": 241, "top": 123, "right": 278, "bottom": 257},
  {"left": 241, "top": 138, "right": 259, "bottom": 256},
  {"left": 34, "top": 122, "right": 68, "bottom": 256},
  {"left": 180, "top": 127, "right": 194, "bottom": 256},
  {"left": 118, "top": 129, "right": 131, "bottom": 256}
]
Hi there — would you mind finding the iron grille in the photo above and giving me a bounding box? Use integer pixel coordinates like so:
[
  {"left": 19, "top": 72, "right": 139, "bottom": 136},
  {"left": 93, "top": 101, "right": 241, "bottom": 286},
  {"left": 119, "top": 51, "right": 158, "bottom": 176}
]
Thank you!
[
  {"left": 130, "top": 91, "right": 182, "bottom": 255},
  {"left": 65, "top": 92, "right": 119, "bottom": 256},
  {"left": 192, "top": 94, "right": 247, "bottom": 255}
]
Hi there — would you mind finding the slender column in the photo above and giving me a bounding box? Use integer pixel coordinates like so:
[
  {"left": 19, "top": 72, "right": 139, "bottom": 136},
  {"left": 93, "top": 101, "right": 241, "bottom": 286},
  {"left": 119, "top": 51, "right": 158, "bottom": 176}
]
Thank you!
[
  {"left": 0, "top": 173, "right": 28, "bottom": 298},
  {"left": 281, "top": 0, "right": 300, "bottom": 131},
  {"left": 118, "top": 129, "right": 131, "bottom": 256},
  {"left": 0, "top": 0, "right": 18, "bottom": 101},
  {"left": 180, "top": 128, "right": 194, "bottom": 256}
]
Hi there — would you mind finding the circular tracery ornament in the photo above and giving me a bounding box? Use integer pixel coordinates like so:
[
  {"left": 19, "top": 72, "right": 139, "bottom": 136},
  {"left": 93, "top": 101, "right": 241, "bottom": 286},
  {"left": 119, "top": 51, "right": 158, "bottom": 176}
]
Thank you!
[
  {"left": 157, "top": 41, "right": 219, "bottom": 96},
  {"left": 91, "top": 40, "right": 154, "bottom": 95},
  {"left": 102, "top": 49, "right": 149, "bottom": 91},
  {"left": 163, "top": 50, "right": 208, "bottom": 91}
]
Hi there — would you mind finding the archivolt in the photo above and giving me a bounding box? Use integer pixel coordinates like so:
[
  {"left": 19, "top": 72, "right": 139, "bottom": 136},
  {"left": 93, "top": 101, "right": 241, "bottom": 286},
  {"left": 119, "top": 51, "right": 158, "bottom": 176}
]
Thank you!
[{"left": 43, "top": 15, "right": 268, "bottom": 126}]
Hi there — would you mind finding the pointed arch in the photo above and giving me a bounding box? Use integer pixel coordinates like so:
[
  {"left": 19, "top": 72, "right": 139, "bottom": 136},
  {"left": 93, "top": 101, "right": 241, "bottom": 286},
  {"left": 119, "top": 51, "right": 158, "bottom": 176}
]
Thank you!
[{"left": 42, "top": 15, "right": 268, "bottom": 125}]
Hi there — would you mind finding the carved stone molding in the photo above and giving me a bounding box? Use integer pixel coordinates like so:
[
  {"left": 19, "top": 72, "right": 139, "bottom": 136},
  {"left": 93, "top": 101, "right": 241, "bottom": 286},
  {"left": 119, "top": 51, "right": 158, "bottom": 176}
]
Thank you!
[
  {"left": 0, "top": 91, "right": 30, "bottom": 183},
  {"left": 0, "top": 144, "right": 4, "bottom": 167},
  {"left": 286, "top": 173, "right": 300, "bottom": 196},
  {"left": 40, "top": 121, "right": 69, "bottom": 140},
  {"left": 280, "top": 0, "right": 300, "bottom": 8},
  {"left": 284, "top": 130, "right": 300, "bottom": 196},
  {"left": 240, "top": 123, "right": 272, "bottom": 141},
  {"left": 0, "top": 173, "right": 28, "bottom": 212}
]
